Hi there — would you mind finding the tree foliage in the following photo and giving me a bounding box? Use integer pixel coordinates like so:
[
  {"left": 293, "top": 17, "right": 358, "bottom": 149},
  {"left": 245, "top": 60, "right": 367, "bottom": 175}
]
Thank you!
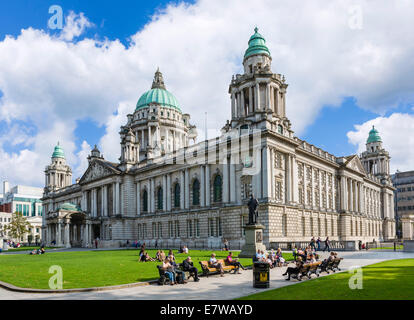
[{"left": 5, "top": 212, "right": 32, "bottom": 241}]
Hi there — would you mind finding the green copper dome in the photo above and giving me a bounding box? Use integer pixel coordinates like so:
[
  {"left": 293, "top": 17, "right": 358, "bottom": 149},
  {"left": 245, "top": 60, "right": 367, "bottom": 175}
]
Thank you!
[
  {"left": 52, "top": 142, "right": 65, "bottom": 159},
  {"left": 244, "top": 27, "right": 271, "bottom": 59},
  {"left": 367, "top": 126, "right": 382, "bottom": 143},
  {"left": 136, "top": 69, "right": 181, "bottom": 113}
]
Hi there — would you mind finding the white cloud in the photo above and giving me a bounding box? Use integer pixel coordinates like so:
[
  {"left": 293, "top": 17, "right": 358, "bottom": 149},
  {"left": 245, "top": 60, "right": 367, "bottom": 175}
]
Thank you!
[
  {"left": 73, "top": 140, "right": 92, "bottom": 180},
  {"left": 347, "top": 113, "right": 414, "bottom": 173},
  {"left": 1, "top": 1, "right": 414, "bottom": 187},
  {"left": 60, "top": 11, "right": 94, "bottom": 42}
]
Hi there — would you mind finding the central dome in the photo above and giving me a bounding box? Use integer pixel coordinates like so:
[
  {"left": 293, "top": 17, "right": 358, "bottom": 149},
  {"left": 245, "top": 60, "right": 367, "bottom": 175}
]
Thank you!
[{"left": 135, "top": 69, "right": 181, "bottom": 112}]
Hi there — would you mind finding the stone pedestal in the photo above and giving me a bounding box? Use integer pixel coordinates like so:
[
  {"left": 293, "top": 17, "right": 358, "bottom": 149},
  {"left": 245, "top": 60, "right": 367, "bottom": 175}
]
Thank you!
[{"left": 239, "top": 224, "right": 266, "bottom": 258}]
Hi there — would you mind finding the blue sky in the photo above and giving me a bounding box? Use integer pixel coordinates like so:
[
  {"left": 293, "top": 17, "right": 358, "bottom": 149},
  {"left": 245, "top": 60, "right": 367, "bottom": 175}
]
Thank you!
[{"left": 1, "top": 0, "right": 414, "bottom": 189}]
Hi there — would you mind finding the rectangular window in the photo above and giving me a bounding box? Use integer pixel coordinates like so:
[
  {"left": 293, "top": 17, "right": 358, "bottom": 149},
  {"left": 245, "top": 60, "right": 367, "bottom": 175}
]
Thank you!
[
  {"left": 208, "top": 218, "right": 214, "bottom": 237},
  {"left": 158, "top": 222, "right": 162, "bottom": 238},
  {"left": 187, "top": 220, "right": 193, "bottom": 238},
  {"left": 216, "top": 217, "right": 222, "bottom": 237}
]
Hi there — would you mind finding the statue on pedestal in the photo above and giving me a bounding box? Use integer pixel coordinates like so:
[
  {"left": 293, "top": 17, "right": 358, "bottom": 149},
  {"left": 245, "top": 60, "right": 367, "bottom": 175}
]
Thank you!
[{"left": 247, "top": 194, "right": 259, "bottom": 225}]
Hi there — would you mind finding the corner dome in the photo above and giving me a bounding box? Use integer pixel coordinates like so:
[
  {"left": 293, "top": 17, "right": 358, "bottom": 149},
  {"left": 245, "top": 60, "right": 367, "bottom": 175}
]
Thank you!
[
  {"left": 52, "top": 142, "right": 65, "bottom": 159},
  {"left": 367, "top": 126, "right": 382, "bottom": 143},
  {"left": 244, "top": 27, "right": 271, "bottom": 59},
  {"left": 135, "top": 69, "right": 181, "bottom": 113}
]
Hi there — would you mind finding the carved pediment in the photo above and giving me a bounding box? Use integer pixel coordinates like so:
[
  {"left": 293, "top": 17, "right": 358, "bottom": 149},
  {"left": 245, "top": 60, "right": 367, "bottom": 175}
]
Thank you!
[
  {"left": 80, "top": 160, "right": 119, "bottom": 184},
  {"left": 345, "top": 156, "right": 367, "bottom": 176}
]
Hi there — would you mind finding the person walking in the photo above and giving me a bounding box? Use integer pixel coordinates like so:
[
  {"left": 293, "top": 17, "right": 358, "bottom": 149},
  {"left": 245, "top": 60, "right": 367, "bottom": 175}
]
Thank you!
[
  {"left": 316, "top": 237, "right": 321, "bottom": 251},
  {"left": 323, "top": 236, "right": 330, "bottom": 252}
]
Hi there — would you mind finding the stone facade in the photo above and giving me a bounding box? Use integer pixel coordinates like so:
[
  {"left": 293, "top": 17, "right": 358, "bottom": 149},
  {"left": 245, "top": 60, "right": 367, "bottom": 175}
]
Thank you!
[
  {"left": 42, "top": 28, "right": 396, "bottom": 249},
  {"left": 392, "top": 170, "right": 414, "bottom": 240}
]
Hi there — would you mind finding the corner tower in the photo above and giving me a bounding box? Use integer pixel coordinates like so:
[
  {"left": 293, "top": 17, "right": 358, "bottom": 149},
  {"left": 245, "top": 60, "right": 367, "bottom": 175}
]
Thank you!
[
  {"left": 225, "top": 28, "right": 293, "bottom": 138},
  {"left": 44, "top": 142, "right": 73, "bottom": 192},
  {"left": 360, "top": 126, "right": 391, "bottom": 184}
]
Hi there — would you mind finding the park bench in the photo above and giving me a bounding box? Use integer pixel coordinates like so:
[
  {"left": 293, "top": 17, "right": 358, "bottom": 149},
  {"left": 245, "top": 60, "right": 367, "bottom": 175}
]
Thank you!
[
  {"left": 318, "top": 257, "right": 343, "bottom": 274},
  {"left": 307, "top": 261, "right": 322, "bottom": 278},
  {"left": 290, "top": 263, "right": 310, "bottom": 281},
  {"left": 327, "top": 257, "right": 343, "bottom": 273},
  {"left": 199, "top": 259, "right": 238, "bottom": 277}
]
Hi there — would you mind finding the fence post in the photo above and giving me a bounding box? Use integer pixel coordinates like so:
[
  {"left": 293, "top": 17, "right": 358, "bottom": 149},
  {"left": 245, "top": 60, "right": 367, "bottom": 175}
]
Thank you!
[{"left": 394, "top": 242, "right": 396, "bottom": 252}]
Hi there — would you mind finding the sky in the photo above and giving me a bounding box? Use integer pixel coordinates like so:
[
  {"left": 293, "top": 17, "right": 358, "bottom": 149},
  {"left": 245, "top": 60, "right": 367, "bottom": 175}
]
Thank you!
[{"left": 1, "top": 0, "right": 414, "bottom": 193}]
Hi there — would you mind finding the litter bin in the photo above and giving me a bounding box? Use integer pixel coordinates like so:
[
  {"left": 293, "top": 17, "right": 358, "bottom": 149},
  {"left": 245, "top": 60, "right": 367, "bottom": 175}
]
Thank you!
[{"left": 253, "top": 262, "right": 270, "bottom": 288}]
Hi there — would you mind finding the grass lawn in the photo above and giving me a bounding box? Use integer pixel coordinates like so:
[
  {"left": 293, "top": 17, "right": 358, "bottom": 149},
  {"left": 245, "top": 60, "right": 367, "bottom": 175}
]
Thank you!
[
  {"left": 0, "top": 249, "right": 292, "bottom": 289},
  {"left": 238, "top": 258, "right": 414, "bottom": 300}
]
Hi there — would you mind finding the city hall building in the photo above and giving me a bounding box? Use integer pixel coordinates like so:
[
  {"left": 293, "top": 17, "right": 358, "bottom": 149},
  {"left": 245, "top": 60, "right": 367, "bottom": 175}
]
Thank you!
[{"left": 42, "top": 28, "right": 397, "bottom": 249}]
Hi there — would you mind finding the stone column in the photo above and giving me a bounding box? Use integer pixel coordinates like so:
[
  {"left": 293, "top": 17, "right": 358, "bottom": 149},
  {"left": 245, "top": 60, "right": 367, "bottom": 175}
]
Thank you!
[
  {"left": 223, "top": 157, "right": 229, "bottom": 203},
  {"left": 57, "top": 221, "right": 62, "bottom": 246},
  {"left": 115, "top": 182, "right": 120, "bottom": 215},
  {"left": 205, "top": 165, "right": 211, "bottom": 206},
  {"left": 231, "top": 92, "right": 236, "bottom": 118},
  {"left": 285, "top": 153, "right": 291, "bottom": 203},
  {"left": 150, "top": 178, "right": 155, "bottom": 213},
  {"left": 137, "top": 181, "right": 141, "bottom": 216},
  {"left": 266, "top": 83, "right": 271, "bottom": 109},
  {"left": 80, "top": 224, "right": 84, "bottom": 247},
  {"left": 184, "top": 169, "right": 190, "bottom": 209},
  {"left": 248, "top": 86, "right": 253, "bottom": 114},
  {"left": 64, "top": 221, "right": 70, "bottom": 248},
  {"left": 229, "top": 159, "right": 236, "bottom": 203},
  {"left": 262, "top": 147, "right": 271, "bottom": 199},
  {"left": 256, "top": 83, "right": 260, "bottom": 110},
  {"left": 148, "top": 126, "right": 152, "bottom": 148},
  {"left": 180, "top": 171, "right": 185, "bottom": 209},
  {"left": 292, "top": 155, "right": 298, "bottom": 203},
  {"left": 166, "top": 174, "right": 171, "bottom": 211},
  {"left": 104, "top": 186, "right": 108, "bottom": 216},
  {"left": 141, "top": 129, "right": 145, "bottom": 148},
  {"left": 112, "top": 183, "right": 116, "bottom": 215},
  {"left": 200, "top": 166, "right": 205, "bottom": 206},
  {"left": 163, "top": 175, "right": 167, "bottom": 210},
  {"left": 241, "top": 89, "right": 245, "bottom": 117},
  {"left": 340, "top": 176, "right": 347, "bottom": 211}
]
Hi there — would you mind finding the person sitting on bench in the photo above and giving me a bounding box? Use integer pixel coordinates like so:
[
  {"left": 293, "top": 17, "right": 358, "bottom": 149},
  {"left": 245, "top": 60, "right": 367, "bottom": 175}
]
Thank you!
[
  {"left": 162, "top": 258, "right": 176, "bottom": 285},
  {"left": 169, "top": 255, "right": 187, "bottom": 284},
  {"left": 225, "top": 252, "right": 245, "bottom": 273},
  {"left": 209, "top": 253, "right": 224, "bottom": 277},
  {"left": 282, "top": 256, "right": 304, "bottom": 280},
  {"left": 182, "top": 256, "right": 200, "bottom": 282}
]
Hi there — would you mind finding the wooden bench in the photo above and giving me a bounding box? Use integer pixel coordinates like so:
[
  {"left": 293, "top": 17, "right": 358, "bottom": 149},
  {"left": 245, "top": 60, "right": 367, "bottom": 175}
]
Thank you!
[
  {"left": 319, "top": 257, "right": 343, "bottom": 274},
  {"left": 199, "top": 259, "right": 238, "bottom": 277},
  {"left": 327, "top": 257, "right": 343, "bottom": 273},
  {"left": 290, "top": 264, "right": 310, "bottom": 281},
  {"left": 307, "top": 261, "right": 322, "bottom": 278}
]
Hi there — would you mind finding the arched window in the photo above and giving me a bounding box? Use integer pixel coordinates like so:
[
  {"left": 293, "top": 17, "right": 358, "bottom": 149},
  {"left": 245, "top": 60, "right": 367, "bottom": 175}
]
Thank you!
[
  {"left": 277, "top": 124, "right": 283, "bottom": 134},
  {"left": 174, "top": 183, "right": 181, "bottom": 208},
  {"left": 157, "top": 187, "right": 163, "bottom": 210},
  {"left": 142, "top": 189, "right": 148, "bottom": 212},
  {"left": 192, "top": 179, "right": 200, "bottom": 206},
  {"left": 213, "top": 175, "right": 222, "bottom": 203}
]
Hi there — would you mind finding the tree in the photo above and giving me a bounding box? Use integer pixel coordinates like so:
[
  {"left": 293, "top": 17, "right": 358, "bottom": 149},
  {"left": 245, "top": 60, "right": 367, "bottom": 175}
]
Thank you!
[{"left": 5, "top": 212, "right": 32, "bottom": 242}]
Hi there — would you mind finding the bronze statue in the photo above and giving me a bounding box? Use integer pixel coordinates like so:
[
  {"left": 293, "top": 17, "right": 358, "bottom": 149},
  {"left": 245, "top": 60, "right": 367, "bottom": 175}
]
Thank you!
[{"left": 247, "top": 194, "right": 259, "bottom": 225}]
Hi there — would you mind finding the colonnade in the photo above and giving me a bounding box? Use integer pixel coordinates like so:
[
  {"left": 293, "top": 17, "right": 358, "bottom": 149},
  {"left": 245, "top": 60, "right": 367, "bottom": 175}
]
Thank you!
[{"left": 231, "top": 81, "right": 285, "bottom": 119}]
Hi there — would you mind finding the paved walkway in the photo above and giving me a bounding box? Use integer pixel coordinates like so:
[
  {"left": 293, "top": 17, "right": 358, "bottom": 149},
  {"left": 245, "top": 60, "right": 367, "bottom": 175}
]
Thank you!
[{"left": 0, "top": 251, "right": 412, "bottom": 300}]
